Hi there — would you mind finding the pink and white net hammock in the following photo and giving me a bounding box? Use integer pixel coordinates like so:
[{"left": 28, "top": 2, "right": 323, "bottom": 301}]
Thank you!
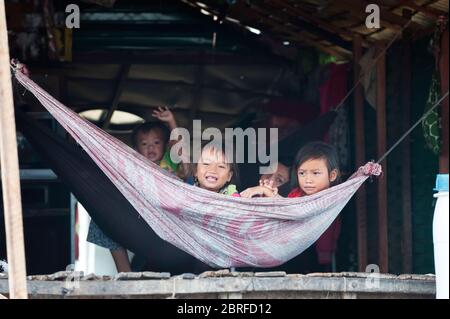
[{"left": 14, "top": 70, "right": 382, "bottom": 268}]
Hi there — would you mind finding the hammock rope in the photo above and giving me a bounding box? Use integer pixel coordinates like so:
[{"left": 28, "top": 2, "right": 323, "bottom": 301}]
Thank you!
[{"left": 377, "top": 90, "right": 449, "bottom": 163}]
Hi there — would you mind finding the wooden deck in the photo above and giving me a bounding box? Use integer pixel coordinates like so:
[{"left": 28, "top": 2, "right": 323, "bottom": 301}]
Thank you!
[{"left": 0, "top": 270, "right": 435, "bottom": 299}]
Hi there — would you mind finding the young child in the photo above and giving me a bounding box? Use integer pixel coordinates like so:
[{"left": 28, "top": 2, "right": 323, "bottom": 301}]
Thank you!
[
  {"left": 243, "top": 142, "right": 341, "bottom": 273},
  {"left": 286, "top": 141, "right": 341, "bottom": 272},
  {"left": 243, "top": 141, "right": 340, "bottom": 198},
  {"left": 133, "top": 107, "right": 179, "bottom": 174},
  {"left": 87, "top": 107, "right": 180, "bottom": 273},
  {"left": 240, "top": 162, "right": 288, "bottom": 198},
  {"left": 260, "top": 162, "right": 290, "bottom": 189},
  {"left": 192, "top": 142, "right": 288, "bottom": 199},
  {"left": 287, "top": 141, "right": 340, "bottom": 198},
  {"left": 192, "top": 143, "right": 241, "bottom": 196}
]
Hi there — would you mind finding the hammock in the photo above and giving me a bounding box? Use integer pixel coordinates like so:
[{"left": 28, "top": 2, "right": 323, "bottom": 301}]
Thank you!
[
  {"left": 14, "top": 71, "right": 382, "bottom": 268},
  {"left": 15, "top": 110, "right": 207, "bottom": 274},
  {"left": 15, "top": 109, "right": 336, "bottom": 273}
]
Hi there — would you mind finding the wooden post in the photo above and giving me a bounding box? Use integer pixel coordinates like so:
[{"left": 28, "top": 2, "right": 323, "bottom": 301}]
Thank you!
[
  {"left": 401, "top": 9, "right": 413, "bottom": 274},
  {"left": 0, "top": 0, "right": 28, "bottom": 299},
  {"left": 376, "top": 41, "right": 389, "bottom": 273},
  {"left": 188, "top": 52, "right": 205, "bottom": 131},
  {"left": 353, "top": 34, "right": 368, "bottom": 272},
  {"left": 102, "top": 64, "right": 130, "bottom": 130},
  {"left": 439, "top": 27, "right": 449, "bottom": 174}
]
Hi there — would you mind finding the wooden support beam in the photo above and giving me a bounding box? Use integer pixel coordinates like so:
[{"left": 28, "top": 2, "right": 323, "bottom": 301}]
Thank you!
[
  {"left": 376, "top": 41, "right": 389, "bottom": 273},
  {"left": 102, "top": 64, "right": 130, "bottom": 129},
  {"left": 63, "top": 76, "right": 283, "bottom": 101},
  {"left": 353, "top": 34, "right": 368, "bottom": 272},
  {"left": 181, "top": 0, "right": 351, "bottom": 59},
  {"left": 394, "top": 0, "right": 447, "bottom": 19},
  {"left": 188, "top": 53, "right": 204, "bottom": 131},
  {"left": 401, "top": 9, "right": 413, "bottom": 274},
  {"left": 71, "top": 50, "right": 283, "bottom": 65},
  {"left": 274, "top": 0, "right": 356, "bottom": 39},
  {"left": 259, "top": 0, "right": 369, "bottom": 49},
  {"left": 228, "top": 1, "right": 351, "bottom": 59},
  {"left": 439, "top": 28, "right": 449, "bottom": 174},
  {"left": 0, "top": 0, "right": 28, "bottom": 299}
]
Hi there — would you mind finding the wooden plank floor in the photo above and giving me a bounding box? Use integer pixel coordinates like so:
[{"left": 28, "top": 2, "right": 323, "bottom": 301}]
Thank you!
[{"left": 0, "top": 270, "right": 435, "bottom": 299}]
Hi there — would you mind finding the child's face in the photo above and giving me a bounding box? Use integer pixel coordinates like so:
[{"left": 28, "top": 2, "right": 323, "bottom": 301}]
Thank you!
[
  {"left": 136, "top": 129, "right": 165, "bottom": 163},
  {"left": 297, "top": 158, "right": 337, "bottom": 195},
  {"left": 195, "top": 147, "right": 233, "bottom": 192},
  {"left": 260, "top": 163, "right": 290, "bottom": 187}
]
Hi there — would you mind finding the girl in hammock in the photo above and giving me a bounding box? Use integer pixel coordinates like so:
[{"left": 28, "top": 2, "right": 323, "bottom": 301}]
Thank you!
[
  {"left": 241, "top": 141, "right": 340, "bottom": 198},
  {"left": 192, "top": 142, "right": 241, "bottom": 196},
  {"left": 191, "top": 142, "right": 283, "bottom": 198},
  {"left": 287, "top": 141, "right": 340, "bottom": 197}
]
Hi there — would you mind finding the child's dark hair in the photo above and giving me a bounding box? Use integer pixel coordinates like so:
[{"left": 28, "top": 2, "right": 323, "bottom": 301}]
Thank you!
[
  {"left": 291, "top": 141, "right": 340, "bottom": 188},
  {"left": 131, "top": 122, "right": 170, "bottom": 148},
  {"left": 192, "top": 140, "right": 240, "bottom": 189}
]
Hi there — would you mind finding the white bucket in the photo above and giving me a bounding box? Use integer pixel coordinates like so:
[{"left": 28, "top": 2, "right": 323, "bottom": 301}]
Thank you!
[{"left": 433, "top": 174, "right": 449, "bottom": 299}]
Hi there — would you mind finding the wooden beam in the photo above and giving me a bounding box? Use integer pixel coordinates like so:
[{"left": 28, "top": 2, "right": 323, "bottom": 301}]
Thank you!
[
  {"left": 63, "top": 76, "right": 283, "bottom": 100},
  {"left": 42, "top": 0, "right": 58, "bottom": 61},
  {"left": 376, "top": 41, "right": 389, "bottom": 273},
  {"left": 401, "top": 9, "right": 413, "bottom": 274},
  {"left": 395, "top": 0, "right": 447, "bottom": 19},
  {"left": 102, "top": 64, "right": 130, "bottom": 129},
  {"left": 181, "top": 0, "right": 351, "bottom": 59},
  {"left": 72, "top": 50, "right": 282, "bottom": 65},
  {"left": 227, "top": 1, "right": 351, "bottom": 59},
  {"left": 258, "top": 0, "right": 368, "bottom": 49},
  {"left": 0, "top": 274, "right": 437, "bottom": 298},
  {"left": 188, "top": 53, "right": 205, "bottom": 130},
  {"left": 0, "top": 0, "right": 28, "bottom": 299},
  {"left": 353, "top": 34, "right": 368, "bottom": 273},
  {"left": 439, "top": 28, "right": 449, "bottom": 173}
]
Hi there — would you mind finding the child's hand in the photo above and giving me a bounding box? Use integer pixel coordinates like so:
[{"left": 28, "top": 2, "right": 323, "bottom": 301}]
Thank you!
[
  {"left": 152, "top": 106, "right": 176, "bottom": 127},
  {"left": 259, "top": 179, "right": 278, "bottom": 195},
  {"left": 240, "top": 182, "right": 278, "bottom": 198}
]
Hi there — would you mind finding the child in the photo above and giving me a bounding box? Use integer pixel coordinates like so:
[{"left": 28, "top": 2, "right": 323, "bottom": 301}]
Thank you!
[
  {"left": 192, "top": 142, "right": 240, "bottom": 196},
  {"left": 87, "top": 107, "right": 180, "bottom": 273},
  {"left": 243, "top": 141, "right": 340, "bottom": 198},
  {"left": 260, "top": 162, "right": 290, "bottom": 189},
  {"left": 192, "top": 142, "right": 287, "bottom": 199},
  {"left": 286, "top": 141, "right": 341, "bottom": 272},
  {"left": 240, "top": 162, "right": 288, "bottom": 198},
  {"left": 242, "top": 141, "right": 340, "bottom": 273},
  {"left": 132, "top": 107, "right": 179, "bottom": 174},
  {"left": 287, "top": 141, "right": 340, "bottom": 198}
]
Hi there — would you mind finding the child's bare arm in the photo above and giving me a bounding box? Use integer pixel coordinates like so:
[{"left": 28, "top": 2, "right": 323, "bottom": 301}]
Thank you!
[
  {"left": 240, "top": 186, "right": 278, "bottom": 198},
  {"left": 152, "top": 106, "right": 177, "bottom": 131},
  {"left": 240, "top": 180, "right": 278, "bottom": 198},
  {"left": 152, "top": 106, "right": 182, "bottom": 150}
]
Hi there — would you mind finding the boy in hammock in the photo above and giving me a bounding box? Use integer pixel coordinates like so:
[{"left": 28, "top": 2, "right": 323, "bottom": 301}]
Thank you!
[{"left": 87, "top": 107, "right": 181, "bottom": 273}]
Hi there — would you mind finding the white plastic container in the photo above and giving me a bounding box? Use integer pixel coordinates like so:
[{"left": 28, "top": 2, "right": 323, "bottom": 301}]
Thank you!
[{"left": 432, "top": 174, "right": 449, "bottom": 299}]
